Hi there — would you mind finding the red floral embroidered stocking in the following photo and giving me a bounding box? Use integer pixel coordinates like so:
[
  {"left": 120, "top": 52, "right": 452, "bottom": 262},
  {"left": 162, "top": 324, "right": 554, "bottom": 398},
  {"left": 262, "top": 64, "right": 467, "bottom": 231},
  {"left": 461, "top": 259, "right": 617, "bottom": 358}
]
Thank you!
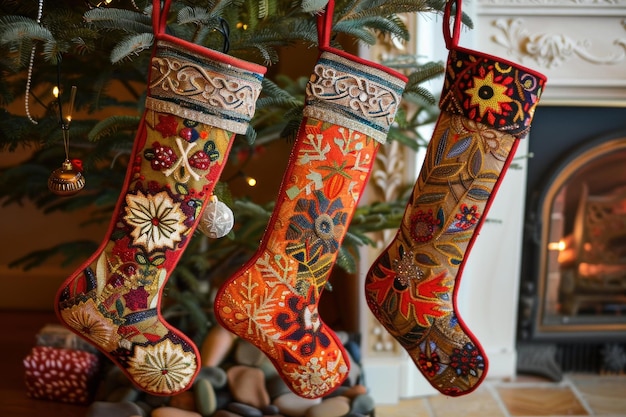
[
  {"left": 54, "top": 0, "right": 265, "bottom": 396},
  {"left": 365, "top": 0, "right": 547, "bottom": 396},
  {"left": 214, "top": 1, "right": 407, "bottom": 399}
]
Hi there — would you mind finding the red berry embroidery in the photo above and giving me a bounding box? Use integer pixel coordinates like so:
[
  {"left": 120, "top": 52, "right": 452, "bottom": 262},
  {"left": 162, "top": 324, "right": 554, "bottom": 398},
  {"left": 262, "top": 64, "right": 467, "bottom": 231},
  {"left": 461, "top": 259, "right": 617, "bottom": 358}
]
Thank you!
[
  {"left": 189, "top": 151, "right": 210, "bottom": 170},
  {"left": 145, "top": 142, "right": 178, "bottom": 171}
]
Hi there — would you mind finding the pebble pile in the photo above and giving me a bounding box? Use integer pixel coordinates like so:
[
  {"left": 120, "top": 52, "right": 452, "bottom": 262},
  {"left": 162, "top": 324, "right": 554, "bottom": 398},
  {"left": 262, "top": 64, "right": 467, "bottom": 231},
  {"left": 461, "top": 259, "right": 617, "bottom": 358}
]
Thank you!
[{"left": 84, "top": 326, "right": 375, "bottom": 417}]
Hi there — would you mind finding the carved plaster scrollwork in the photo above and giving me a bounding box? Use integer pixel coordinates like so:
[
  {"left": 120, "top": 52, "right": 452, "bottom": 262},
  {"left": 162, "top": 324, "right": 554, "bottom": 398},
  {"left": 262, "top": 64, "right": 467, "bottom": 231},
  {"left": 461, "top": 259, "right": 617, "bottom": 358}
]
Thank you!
[
  {"left": 480, "top": 0, "right": 622, "bottom": 5},
  {"left": 492, "top": 18, "right": 626, "bottom": 68}
]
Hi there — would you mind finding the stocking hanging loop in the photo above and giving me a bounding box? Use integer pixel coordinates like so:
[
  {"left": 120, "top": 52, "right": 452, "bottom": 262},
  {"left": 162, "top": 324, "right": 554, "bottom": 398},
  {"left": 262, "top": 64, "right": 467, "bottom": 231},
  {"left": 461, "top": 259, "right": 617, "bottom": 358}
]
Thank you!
[
  {"left": 443, "top": 0, "right": 462, "bottom": 49},
  {"left": 152, "top": 0, "right": 171, "bottom": 36},
  {"left": 317, "top": 0, "right": 334, "bottom": 48}
]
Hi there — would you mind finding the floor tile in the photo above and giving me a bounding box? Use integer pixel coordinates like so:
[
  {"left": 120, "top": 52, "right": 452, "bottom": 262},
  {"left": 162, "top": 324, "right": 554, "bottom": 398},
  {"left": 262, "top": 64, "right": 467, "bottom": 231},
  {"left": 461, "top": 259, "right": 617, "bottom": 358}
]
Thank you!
[
  {"left": 569, "top": 374, "right": 626, "bottom": 415},
  {"left": 428, "top": 389, "right": 505, "bottom": 417},
  {"left": 375, "top": 397, "right": 431, "bottom": 417},
  {"left": 497, "top": 386, "right": 588, "bottom": 416}
]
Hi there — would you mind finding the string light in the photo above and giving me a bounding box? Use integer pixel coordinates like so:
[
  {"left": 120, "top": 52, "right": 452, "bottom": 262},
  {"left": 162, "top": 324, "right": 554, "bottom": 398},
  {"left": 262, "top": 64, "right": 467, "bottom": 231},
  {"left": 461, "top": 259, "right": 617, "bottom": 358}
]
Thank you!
[
  {"left": 24, "top": 0, "right": 45, "bottom": 125},
  {"left": 245, "top": 175, "right": 257, "bottom": 187},
  {"left": 86, "top": 0, "right": 113, "bottom": 7}
]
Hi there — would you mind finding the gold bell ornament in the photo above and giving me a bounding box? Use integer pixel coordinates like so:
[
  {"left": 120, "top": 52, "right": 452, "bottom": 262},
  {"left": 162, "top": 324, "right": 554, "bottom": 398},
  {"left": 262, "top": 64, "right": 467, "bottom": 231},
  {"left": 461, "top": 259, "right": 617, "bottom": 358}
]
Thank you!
[{"left": 48, "top": 158, "right": 85, "bottom": 196}]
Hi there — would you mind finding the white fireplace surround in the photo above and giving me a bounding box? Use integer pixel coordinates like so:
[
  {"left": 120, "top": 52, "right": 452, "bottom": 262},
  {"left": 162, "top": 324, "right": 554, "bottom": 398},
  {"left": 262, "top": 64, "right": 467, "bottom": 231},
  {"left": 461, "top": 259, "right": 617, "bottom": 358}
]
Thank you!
[{"left": 359, "top": 0, "right": 626, "bottom": 404}]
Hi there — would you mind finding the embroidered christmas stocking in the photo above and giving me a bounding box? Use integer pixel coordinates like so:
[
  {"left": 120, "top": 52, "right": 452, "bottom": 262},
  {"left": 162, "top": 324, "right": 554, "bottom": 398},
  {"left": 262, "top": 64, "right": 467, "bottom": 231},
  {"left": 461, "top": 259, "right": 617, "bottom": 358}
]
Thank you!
[
  {"left": 365, "top": 0, "right": 547, "bottom": 396},
  {"left": 54, "top": 0, "right": 265, "bottom": 396},
  {"left": 214, "top": 1, "right": 407, "bottom": 399}
]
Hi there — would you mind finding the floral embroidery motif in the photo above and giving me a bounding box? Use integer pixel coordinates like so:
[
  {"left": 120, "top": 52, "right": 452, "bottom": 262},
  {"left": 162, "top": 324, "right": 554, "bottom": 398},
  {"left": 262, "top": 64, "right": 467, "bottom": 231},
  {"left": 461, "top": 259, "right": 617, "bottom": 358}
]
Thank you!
[
  {"left": 124, "top": 190, "right": 188, "bottom": 253},
  {"left": 60, "top": 299, "right": 120, "bottom": 352},
  {"left": 449, "top": 342, "right": 485, "bottom": 377},
  {"left": 127, "top": 338, "right": 197, "bottom": 395},
  {"left": 440, "top": 48, "right": 546, "bottom": 137},
  {"left": 418, "top": 342, "right": 442, "bottom": 378},
  {"left": 392, "top": 250, "right": 424, "bottom": 286},
  {"left": 464, "top": 71, "right": 513, "bottom": 120},
  {"left": 409, "top": 209, "right": 441, "bottom": 243},
  {"left": 453, "top": 204, "right": 481, "bottom": 230},
  {"left": 286, "top": 190, "right": 346, "bottom": 257}
]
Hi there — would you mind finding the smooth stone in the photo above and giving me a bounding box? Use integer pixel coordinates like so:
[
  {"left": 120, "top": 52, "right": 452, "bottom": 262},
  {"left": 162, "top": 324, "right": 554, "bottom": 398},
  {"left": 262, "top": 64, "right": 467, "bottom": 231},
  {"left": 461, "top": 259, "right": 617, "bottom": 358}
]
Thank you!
[
  {"left": 212, "top": 410, "right": 241, "bottom": 417},
  {"left": 196, "top": 366, "right": 228, "bottom": 389},
  {"left": 227, "top": 365, "right": 270, "bottom": 409},
  {"left": 272, "top": 392, "right": 321, "bottom": 417},
  {"left": 143, "top": 394, "right": 171, "bottom": 408},
  {"left": 265, "top": 374, "right": 291, "bottom": 400},
  {"left": 201, "top": 325, "right": 236, "bottom": 367},
  {"left": 215, "top": 388, "right": 233, "bottom": 409},
  {"left": 151, "top": 407, "right": 202, "bottom": 417},
  {"left": 98, "top": 365, "right": 132, "bottom": 399},
  {"left": 234, "top": 339, "right": 266, "bottom": 367},
  {"left": 344, "top": 350, "right": 360, "bottom": 387},
  {"left": 350, "top": 394, "right": 375, "bottom": 415},
  {"left": 227, "top": 401, "right": 264, "bottom": 417},
  {"left": 134, "top": 401, "right": 154, "bottom": 416},
  {"left": 257, "top": 355, "right": 279, "bottom": 379},
  {"left": 323, "top": 386, "right": 351, "bottom": 399},
  {"left": 169, "top": 390, "right": 196, "bottom": 411},
  {"left": 194, "top": 376, "right": 217, "bottom": 417},
  {"left": 106, "top": 386, "right": 140, "bottom": 403},
  {"left": 260, "top": 404, "right": 280, "bottom": 415},
  {"left": 335, "top": 331, "right": 349, "bottom": 346},
  {"left": 344, "top": 340, "right": 362, "bottom": 364},
  {"left": 304, "top": 396, "right": 350, "bottom": 417},
  {"left": 340, "top": 384, "right": 367, "bottom": 400},
  {"left": 86, "top": 400, "right": 145, "bottom": 417}
]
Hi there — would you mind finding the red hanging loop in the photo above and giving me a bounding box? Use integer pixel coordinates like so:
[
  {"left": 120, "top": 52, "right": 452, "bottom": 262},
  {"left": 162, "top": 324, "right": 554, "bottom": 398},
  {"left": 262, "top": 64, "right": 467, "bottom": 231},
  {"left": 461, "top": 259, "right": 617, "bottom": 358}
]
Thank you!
[
  {"left": 443, "top": 0, "right": 462, "bottom": 49},
  {"left": 317, "top": 0, "right": 334, "bottom": 48},
  {"left": 153, "top": 0, "right": 171, "bottom": 36}
]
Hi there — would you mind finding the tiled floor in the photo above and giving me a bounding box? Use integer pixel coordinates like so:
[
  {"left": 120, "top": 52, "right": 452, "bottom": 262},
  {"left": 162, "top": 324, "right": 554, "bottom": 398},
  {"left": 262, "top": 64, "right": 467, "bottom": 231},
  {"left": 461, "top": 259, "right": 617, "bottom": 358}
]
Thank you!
[{"left": 375, "top": 374, "right": 626, "bottom": 417}]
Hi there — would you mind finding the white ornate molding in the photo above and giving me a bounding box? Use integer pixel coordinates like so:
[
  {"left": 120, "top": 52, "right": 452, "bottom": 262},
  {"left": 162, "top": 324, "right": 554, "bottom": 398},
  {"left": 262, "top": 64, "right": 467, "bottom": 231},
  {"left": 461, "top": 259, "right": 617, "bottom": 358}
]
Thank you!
[
  {"left": 479, "top": 0, "right": 623, "bottom": 5},
  {"left": 492, "top": 18, "right": 626, "bottom": 68}
]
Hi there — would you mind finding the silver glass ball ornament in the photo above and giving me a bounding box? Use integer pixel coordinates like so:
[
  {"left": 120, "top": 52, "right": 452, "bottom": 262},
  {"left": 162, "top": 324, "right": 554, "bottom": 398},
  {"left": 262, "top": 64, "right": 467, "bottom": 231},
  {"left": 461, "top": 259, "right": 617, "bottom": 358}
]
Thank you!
[{"left": 198, "top": 196, "right": 234, "bottom": 239}]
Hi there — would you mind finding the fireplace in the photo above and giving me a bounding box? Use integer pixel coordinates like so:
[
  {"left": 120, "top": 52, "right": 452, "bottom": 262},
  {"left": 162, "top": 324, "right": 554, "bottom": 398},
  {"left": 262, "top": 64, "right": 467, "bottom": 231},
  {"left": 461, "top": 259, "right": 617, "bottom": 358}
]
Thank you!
[{"left": 517, "top": 106, "right": 626, "bottom": 378}]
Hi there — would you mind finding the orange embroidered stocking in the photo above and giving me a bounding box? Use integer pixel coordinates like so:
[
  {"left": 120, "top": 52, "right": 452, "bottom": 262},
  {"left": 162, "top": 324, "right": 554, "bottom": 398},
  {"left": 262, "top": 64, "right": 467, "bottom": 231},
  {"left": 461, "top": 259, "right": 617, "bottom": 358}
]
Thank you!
[
  {"left": 54, "top": 0, "right": 265, "bottom": 396},
  {"left": 365, "top": 0, "right": 547, "bottom": 396},
  {"left": 214, "top": 0, "right": 407, "bottom": 399}
]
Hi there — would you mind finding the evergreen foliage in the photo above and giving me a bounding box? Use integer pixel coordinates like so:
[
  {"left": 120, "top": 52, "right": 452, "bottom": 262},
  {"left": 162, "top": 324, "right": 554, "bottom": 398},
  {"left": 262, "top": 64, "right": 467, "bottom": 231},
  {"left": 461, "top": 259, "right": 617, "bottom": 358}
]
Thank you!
[{"left": 0, "top": 0, "right": 472, "bottom": 341}]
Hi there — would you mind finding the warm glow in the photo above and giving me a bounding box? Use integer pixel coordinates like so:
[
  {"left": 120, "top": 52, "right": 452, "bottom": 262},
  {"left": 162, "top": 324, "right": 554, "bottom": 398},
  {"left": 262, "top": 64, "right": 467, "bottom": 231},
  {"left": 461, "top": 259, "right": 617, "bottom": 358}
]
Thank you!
[
  {"left": 548, "top": 240, "right": 566, "bottom": 251},
  {"left": 246, "top": 176, "right": 257, "bottom": 187},
  {"left": 53, "top": 86, "right": 59, "bottom": 98},
  {"left": 236, "top": 22, "right": 248, "bottom": 30}
]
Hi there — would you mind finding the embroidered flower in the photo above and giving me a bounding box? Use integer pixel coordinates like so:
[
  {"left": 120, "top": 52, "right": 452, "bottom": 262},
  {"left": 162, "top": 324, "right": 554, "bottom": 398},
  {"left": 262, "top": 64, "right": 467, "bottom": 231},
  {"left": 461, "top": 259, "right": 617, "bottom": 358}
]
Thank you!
[
  {"left": 123, "top": 286, "right": 150, "bottom": 311},
  {"left": 154, "top": 114, "right": 179, "bottom": 138},
  {"left": 286, "top": 355, "right": 347, "bottom": 399},
  {"left": 448, "top": 342, "right": 485, "bottom": 377},
  {"left": 276, "top": 287, "right": 331, "bottom": 357},
  {"left": 127, "top": 338, "right": 197, "bottom": 394},
  {"left": 124, "top": 191, "right": 188, "bottom": 253},
  {"left": 418, "top": 348, "right": 442, "bottom": 378},
  {"left": 465, "top": 72, "right": 513, "bottom": 119},
  {"left": 409, "top": 209, "right": 441, "bottom": 243},
  {"left": 368, "top": 256, "right": 451, "bottom": 326},
  {"left": 392, "top": 250, "right": 424, "bottom": 286},
  {"left": 286, "top": 190, "right": 346, "bottom": 256},
  {"left": 454, "top": 204, "right": 481, "bottom": 230},
  {"left": 59, "top": 298, "right": 120, "bottom": 352}
]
